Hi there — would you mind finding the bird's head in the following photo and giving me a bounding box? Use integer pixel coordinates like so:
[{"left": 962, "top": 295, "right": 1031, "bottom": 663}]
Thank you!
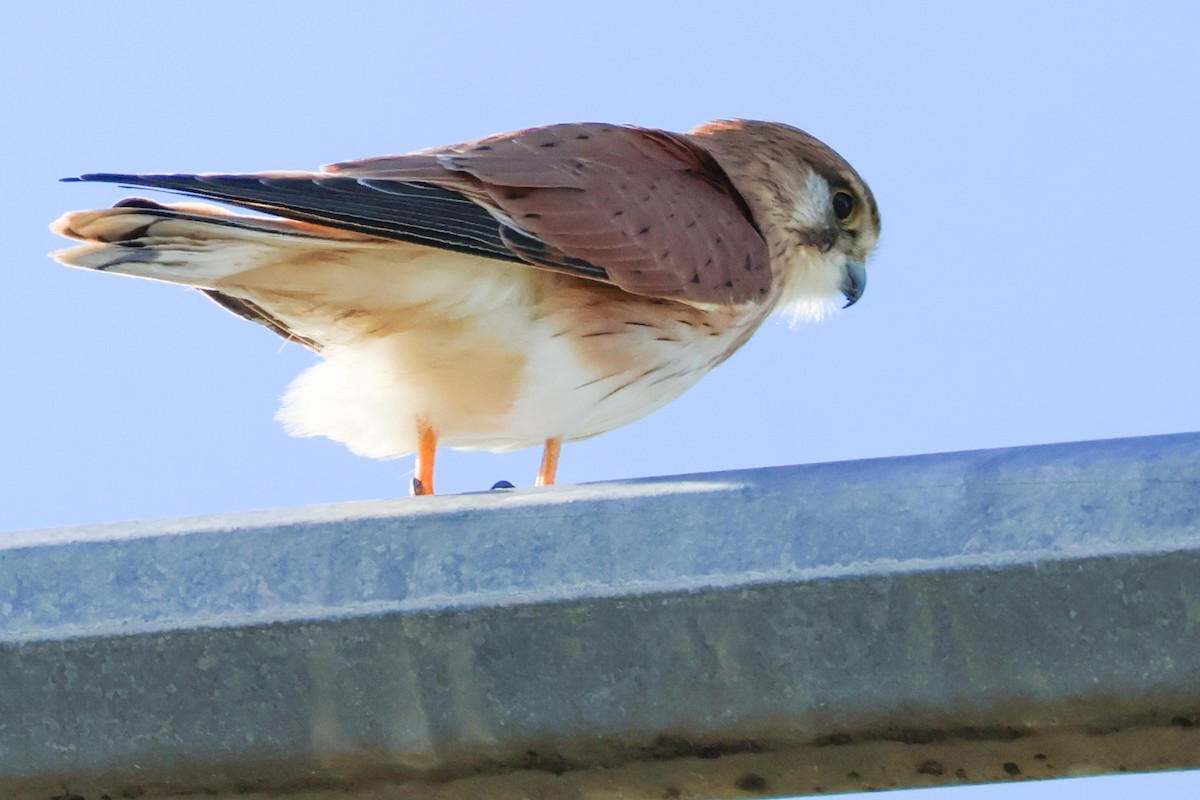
[{"left": 688, "top": 119, "right": 880, "bottom": 321}]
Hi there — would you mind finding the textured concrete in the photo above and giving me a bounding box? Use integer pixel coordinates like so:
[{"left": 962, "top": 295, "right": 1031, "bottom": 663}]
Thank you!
[{"left": 2, "top": 433, "right": 1199, "bottom": 798}]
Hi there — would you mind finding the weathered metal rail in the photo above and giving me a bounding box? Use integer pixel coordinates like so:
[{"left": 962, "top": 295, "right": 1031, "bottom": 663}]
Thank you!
[{"left": 2, "top": 433, "right": 1198, "bottom": 798}]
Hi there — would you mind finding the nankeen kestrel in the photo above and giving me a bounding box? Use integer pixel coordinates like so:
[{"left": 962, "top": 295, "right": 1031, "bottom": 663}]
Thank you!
[{"left": 51, "top": 120, "right": 880, "bottom": 495}]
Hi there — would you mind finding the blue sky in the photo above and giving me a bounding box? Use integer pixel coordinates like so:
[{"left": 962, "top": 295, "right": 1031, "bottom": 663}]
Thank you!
[{"left": 3, "top": 3, "right": 1197, "bottom": 795}]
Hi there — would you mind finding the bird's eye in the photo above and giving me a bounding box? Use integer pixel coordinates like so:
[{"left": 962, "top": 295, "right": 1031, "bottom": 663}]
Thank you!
[{"left": 832, "top": 191, "right": 855, "bottom": 222}]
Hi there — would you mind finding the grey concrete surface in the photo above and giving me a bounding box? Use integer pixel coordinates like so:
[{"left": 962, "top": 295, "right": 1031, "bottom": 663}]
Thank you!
[{"left": 1, "top": 433, "right": 1199, "bottom": 798}]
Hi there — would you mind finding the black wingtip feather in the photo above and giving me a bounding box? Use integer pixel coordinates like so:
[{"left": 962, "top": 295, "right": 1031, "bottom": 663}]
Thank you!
[
  {"left": 57, "top": 171, "right": 616, "bottom": 284},
  {"left": 63, "top": 173, "right": 147, "bottom": 185}
]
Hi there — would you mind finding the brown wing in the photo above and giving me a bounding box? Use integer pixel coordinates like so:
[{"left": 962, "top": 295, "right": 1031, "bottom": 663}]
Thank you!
[
  {"left": 68, "top": 124, "right": 772, "bottom": 305},
  {"left": 64, "top": 172, "right": 558, "bottom": 268},
  {"left": 326, "top": 123, "right": 773, "bottom": 305}
]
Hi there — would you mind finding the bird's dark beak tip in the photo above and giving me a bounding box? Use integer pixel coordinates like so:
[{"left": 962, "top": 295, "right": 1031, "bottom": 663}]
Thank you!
[{"left": 840, "top": 260, "right": 867, "bottom": 309}]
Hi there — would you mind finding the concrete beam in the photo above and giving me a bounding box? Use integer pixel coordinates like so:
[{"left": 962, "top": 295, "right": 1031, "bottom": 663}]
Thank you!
[{"left": 2, "top": 432, "right": 1199, "bottom": 799}]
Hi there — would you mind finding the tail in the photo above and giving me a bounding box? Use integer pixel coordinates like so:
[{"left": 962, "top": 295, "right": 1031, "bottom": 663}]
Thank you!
[{"left": 50, "top": 197, "right": 357, "bottom": 288}]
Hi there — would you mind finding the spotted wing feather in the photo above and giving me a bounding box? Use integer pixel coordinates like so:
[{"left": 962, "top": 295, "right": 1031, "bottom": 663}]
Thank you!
[
  {"left": 329, "top": 123, "right": 773, "bottom": 305},
  {"left": 67, "top": 123, "right": 772, "bottom": 305}
]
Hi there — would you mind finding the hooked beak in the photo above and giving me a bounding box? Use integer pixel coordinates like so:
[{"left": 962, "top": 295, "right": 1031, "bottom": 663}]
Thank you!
[{"left": 841, "top": 260, "right": 867, "bottom": 308}]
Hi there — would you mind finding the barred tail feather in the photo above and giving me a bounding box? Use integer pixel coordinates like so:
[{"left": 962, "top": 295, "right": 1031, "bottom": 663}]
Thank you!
[{"left": 49, "top": 199, "right": 336, "bottom": 288}]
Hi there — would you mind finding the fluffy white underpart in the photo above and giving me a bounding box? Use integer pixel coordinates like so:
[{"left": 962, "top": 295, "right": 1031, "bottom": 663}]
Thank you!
[
  {"left": 268, "top": 244, "right": 742, "bottom": 455},
  {"left": 51, "top": 202, "right": 805, "bottom": 458}
]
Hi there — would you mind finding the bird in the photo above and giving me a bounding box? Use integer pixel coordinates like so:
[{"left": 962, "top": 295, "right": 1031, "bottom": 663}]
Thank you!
[{"left": 50, "top": 119, "right": 880, "bottom": 495}]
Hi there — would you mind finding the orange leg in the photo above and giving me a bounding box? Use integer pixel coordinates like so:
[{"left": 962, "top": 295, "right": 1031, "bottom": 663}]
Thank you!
[
  {"left": 412, "top": 419, "right": 437, "bottom": 496},
  {"left": 536, "top": 437, "right": 562, "bottom": 487}
]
